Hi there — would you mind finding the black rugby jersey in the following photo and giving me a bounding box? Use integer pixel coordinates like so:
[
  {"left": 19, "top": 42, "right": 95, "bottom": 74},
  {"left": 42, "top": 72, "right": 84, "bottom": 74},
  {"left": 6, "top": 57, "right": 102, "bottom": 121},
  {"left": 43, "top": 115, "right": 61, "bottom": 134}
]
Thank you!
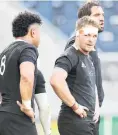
[
  {"left": 0, "top": 41, "right": 38, "bottom": 115},
  {"left": 55, "top": 46, "right": 96, "bottom": 115}
]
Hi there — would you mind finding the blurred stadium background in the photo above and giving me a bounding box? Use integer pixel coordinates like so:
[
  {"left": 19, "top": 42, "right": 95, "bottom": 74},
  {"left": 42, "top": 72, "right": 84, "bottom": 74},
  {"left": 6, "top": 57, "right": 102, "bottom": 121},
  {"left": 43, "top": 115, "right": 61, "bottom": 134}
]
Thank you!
[{"left": 0, "top": 1, "right": 118, "bottom": 135}]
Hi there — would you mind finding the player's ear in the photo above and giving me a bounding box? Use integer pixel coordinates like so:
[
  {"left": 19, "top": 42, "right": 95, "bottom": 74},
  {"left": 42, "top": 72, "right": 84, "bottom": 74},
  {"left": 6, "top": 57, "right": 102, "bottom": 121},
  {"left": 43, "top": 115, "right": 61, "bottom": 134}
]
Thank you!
[
  {"left": 30, "top": 28, "right": 35, "bottom": 38},
  {"left": 76, "top": 31, "right": 79, "bottom": 38}
]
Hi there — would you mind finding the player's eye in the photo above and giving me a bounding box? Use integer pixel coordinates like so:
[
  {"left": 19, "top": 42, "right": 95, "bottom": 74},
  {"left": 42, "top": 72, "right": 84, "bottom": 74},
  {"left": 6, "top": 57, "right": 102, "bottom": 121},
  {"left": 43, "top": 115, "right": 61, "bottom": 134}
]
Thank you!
[
  {"left": 93, "top": 35, "right": 97, "bottom": 38},
  {"left": 94, "top": 13, "right": 100, "bottom": 17}
]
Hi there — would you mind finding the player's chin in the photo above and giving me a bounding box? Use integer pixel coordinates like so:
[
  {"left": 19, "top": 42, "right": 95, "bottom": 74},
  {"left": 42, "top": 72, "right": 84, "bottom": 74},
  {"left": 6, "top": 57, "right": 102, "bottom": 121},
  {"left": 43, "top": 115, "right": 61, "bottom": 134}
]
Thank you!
[
  {"left": 86, "top": 47, "right": 94, "bottom": 52},
  {"left": 98, "top": 27, "right": 104, "bottom": 33},
  {"left": 35, "top": 43, "right": 40, "bottom": 48}
]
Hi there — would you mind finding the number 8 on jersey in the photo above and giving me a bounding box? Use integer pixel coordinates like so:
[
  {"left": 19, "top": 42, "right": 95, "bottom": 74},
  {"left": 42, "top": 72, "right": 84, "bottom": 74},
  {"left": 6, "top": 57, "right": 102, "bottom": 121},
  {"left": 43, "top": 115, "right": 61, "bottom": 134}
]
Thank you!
[{"left": 0, "top": 55, "right": 6, "bottom": 76}]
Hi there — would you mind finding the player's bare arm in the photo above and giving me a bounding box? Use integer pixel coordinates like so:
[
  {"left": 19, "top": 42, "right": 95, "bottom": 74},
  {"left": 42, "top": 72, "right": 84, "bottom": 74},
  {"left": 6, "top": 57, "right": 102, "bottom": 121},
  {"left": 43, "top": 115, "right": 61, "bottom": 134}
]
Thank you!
[
  {"left": 17, "top": 61, "right": 35, "bottom": 121},
  {"left": 50, "top": 67, "right": 88, "bottom": 118}
]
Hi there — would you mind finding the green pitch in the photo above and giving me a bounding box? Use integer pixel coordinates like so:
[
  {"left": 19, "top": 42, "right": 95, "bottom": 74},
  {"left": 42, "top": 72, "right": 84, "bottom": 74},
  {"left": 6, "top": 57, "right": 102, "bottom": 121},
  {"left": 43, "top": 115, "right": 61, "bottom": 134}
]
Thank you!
[{"left": 36, "top": 120, "right": 59, "bottom": 135}]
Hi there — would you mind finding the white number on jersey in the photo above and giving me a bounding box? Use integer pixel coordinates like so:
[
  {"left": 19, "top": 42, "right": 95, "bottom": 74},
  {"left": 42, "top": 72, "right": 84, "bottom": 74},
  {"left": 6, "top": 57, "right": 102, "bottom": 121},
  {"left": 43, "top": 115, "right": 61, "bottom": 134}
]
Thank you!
[{"left": 0, "top": 55, "right": 6, "bottom": 76}]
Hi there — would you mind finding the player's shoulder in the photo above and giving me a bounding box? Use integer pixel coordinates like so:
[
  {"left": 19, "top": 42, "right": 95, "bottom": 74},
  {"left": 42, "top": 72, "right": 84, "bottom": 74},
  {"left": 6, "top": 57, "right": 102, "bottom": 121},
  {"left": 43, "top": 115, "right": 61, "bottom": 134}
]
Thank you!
[
  {"left": 5, "top": 41, "right": 37, "bottom": 53},
  {"left": 67, "top": 36, "right": 75, "bottom": 46},
  {"left": 65, "top": 36, "right": 75, "bottom": 50},
  {"left": 14, "top": 41, "right": 39, "bottom": 56},
  {"left": 64, "top": 46, "right": 77, "bottom": 56},
  {"left": 61, "top": 46, "right": 78, "bottom": 66},
  {"left": 17, "top": 41, "right": 37, "bottom": 50}
]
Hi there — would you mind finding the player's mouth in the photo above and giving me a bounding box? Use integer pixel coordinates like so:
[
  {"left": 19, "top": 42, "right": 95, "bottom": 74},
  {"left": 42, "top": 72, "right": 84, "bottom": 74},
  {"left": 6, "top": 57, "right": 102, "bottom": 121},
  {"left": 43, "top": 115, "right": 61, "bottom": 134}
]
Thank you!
[
  {"left": 100, "top": 23, "right": 104, "bottom": 28},
  {"left": 87, "top": 44, "right": 93, "bottom": 47}
]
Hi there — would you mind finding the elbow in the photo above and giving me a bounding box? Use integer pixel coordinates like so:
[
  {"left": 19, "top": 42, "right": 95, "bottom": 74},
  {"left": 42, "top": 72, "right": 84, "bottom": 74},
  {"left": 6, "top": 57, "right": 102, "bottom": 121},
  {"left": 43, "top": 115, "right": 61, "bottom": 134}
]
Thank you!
[
  {"left": 21, "top": 72, "right": 34, "bottom": 84},
  {"left": 50, "top": 76, "right": 55, "bottom": 87},
  {"left": 50, "top": 75, "right": 58, "bottom": 88}
]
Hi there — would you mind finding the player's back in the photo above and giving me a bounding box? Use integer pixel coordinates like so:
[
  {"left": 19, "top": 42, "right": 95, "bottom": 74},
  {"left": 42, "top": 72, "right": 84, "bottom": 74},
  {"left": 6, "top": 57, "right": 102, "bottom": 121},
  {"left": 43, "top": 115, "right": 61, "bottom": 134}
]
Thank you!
[{"left": 0, "top": 41, "right": 38, "bottom": 115}]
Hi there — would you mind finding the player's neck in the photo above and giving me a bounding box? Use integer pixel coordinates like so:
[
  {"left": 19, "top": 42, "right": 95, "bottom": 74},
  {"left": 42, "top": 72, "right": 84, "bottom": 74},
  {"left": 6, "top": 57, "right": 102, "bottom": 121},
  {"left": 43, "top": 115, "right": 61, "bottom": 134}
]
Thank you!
[
  {"left": 79, "top": 48, "right": 89, "bottom": 55},
  {"left": 74, "top": 41, "right": 89, "bottom": 55},
  {"left": 15, "top": 37, "right": 33, "bottom": 46},
  {"left": 72, "top": 43, "right": 78, "bottom": 50}
]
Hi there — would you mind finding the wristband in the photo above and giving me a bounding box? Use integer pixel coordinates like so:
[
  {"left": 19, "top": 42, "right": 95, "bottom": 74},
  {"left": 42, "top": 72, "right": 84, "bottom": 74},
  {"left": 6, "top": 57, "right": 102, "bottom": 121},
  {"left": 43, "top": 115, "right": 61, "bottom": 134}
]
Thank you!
[
  {"left": 71, "top": 102, "right": 79, "bottom": 111},
  {"left": 22, "top": 100, "right": 32, "bottom": 110}
]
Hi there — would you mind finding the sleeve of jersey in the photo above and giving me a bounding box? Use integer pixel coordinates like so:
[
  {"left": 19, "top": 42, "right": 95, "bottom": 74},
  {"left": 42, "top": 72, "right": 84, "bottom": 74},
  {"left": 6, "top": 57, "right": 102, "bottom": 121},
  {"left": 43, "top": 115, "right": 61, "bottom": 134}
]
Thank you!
[
  {"left": 55, "top": 55, "right": 73, "bottom": 73},
  {"left": 35, "top": 70, "right": 46, "bottom": 94},
  {"left": 19, "top": 48, "right": 38, "bottom": 65}
]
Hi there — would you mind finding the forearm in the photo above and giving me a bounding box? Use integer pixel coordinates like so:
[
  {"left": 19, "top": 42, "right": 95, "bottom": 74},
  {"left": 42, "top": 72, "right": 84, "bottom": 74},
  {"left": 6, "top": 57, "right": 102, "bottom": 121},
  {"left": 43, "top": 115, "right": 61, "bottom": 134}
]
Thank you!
[
  {"left": 97, "top": 87, "right": 104, "bottom": 107},
  {"left": 18, "top": 71, "right": 35, "bottom": 120},
  {"left": 51, "top": 79, "right": 76, "bottom": 107},
  {"left": 0, "top": 93, "right": 1, "bottom": 104},
  {"left": 95, "top": 57, "right": 104, "bottom": 107},
  {"left": 20, "top": 74, "right": 34, "bottom": 101},
  {"left": 96, "top": 71, "right": 104, "bottom": 107},
  {"left": 51, "top": 79, "right": 89, "bottom": 118}
]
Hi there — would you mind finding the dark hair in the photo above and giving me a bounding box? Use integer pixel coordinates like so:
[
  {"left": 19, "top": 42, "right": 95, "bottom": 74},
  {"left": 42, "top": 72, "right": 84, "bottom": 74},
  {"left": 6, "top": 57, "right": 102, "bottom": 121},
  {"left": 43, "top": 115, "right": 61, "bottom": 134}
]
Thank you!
[
  {"left": 78, "top": 2, "right": 101, "bottom": 19},
  {"left": 12, "top": 11, "right": 42, "bottom": 37}
]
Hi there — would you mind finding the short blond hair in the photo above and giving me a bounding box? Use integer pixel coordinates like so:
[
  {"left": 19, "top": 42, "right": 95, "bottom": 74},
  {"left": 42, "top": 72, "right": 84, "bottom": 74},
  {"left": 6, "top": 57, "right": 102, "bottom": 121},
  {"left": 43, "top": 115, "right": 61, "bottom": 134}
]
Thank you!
[{"left": 76, "top": 16, "right": 100, "bottom": 31}]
